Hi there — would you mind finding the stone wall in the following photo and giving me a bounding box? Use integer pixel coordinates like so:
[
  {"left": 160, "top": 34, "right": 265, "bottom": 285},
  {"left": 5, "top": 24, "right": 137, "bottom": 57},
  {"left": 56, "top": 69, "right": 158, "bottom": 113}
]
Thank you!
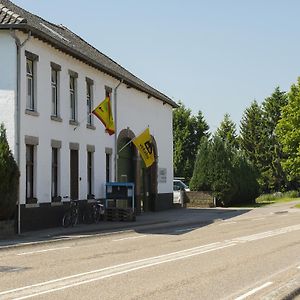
[
  {"left": 185, "top": 191, "right": 215, "bottom": 208},
  {"left": 0, "top": 220, "right": 15, "bottom": 238}
]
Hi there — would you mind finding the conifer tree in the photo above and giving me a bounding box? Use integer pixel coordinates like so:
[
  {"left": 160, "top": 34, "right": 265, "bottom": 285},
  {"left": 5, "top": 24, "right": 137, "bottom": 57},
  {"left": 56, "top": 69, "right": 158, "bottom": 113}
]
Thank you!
[
  {"left": 215, "top": 113, "right": 238, "bottom": 149},
  {"left": 173, "top": 102, "right": 209, "bottom": 181},
  {"left": 0, "top": 123, "right": 20, "bottom": 220}
]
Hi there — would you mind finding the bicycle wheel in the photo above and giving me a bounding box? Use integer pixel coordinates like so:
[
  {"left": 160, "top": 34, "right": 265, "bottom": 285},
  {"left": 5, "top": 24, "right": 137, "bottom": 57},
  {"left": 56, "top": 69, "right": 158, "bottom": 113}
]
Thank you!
[
  {"left": 71, "top": 208, "right": 79, "bottom": 226},
  {"left": 62, "top": 212, "right": 71, "bottom": 227}
]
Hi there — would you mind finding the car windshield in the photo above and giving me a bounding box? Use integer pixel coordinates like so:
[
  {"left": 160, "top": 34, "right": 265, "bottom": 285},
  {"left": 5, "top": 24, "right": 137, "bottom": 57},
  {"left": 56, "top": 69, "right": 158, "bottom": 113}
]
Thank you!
[{"left": 173, "top": 180, "right": 188, "bottom": 190}]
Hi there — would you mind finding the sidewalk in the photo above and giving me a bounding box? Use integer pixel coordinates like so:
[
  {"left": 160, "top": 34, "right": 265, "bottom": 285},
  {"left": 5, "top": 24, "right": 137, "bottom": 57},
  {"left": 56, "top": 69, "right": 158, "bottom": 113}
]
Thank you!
[{"left": 0, "top": 207, "right": 251, "bottom": 250}]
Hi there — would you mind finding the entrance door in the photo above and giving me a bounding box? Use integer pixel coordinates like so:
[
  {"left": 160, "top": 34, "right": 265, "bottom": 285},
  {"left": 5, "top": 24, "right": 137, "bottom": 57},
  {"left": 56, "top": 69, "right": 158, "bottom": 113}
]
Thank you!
[{"left": 70, "top": 150, "right": 79, "bottom": 200}]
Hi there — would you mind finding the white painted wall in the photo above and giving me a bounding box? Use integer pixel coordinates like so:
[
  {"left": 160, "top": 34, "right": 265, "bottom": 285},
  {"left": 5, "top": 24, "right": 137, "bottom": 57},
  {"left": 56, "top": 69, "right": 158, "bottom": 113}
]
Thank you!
[
  {"left": 4, "top": 31, "right": 173, "bottom": 204},
  {"left": 0, "top": 31, "right": 17, "bottom": 155}
]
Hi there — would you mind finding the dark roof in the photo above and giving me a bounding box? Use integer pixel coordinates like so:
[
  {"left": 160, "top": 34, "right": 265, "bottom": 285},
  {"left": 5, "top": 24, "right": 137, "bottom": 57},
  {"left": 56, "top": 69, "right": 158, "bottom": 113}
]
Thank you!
[{"left": 0, "top": 0, "right": 178, "bottom": 108}]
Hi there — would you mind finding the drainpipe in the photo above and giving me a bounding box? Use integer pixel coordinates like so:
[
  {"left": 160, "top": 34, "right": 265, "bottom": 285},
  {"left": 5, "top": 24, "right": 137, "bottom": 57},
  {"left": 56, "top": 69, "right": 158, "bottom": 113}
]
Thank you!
[
  {"left": 10, "top": 30, "right": 31, "bottom": 235},
  {"left": 113, "top": 79, "right": 123, "bottom": 182}
]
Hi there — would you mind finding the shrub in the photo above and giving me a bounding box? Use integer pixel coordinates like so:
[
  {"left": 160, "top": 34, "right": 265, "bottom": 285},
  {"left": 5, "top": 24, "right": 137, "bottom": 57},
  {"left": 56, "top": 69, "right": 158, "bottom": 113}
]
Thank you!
[{"left": 0, "top": 123, "right": 19, "bottom": 220}]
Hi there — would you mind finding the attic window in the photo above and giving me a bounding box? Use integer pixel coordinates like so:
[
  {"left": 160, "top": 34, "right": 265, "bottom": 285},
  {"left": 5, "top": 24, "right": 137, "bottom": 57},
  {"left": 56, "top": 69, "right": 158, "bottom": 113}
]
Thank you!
[{"left": 40, "top": 23, "right": 70, "bottom": 43}]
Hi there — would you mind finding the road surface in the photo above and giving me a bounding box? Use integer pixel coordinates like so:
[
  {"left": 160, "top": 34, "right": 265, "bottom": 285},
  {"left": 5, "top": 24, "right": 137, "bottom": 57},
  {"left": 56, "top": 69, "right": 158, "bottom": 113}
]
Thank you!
[{"left": 0, "top": 201, "right": 299, "bottom": 299}]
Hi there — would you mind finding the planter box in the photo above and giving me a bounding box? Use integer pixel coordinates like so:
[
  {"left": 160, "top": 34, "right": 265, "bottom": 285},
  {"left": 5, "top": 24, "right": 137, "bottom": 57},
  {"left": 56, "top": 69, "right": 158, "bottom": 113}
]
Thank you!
[{"left": 0, "top": 220, "right": 15, "bottom": 238}]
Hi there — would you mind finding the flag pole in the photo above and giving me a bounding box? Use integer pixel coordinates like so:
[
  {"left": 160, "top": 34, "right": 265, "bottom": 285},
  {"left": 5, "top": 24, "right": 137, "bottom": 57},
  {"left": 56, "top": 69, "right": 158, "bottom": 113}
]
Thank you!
[
  {"left": 118, "top": 126, "right": 149, "bottom": 153},
  {"left": 114, "top": 80, "right": 123, "bottom": 182}
]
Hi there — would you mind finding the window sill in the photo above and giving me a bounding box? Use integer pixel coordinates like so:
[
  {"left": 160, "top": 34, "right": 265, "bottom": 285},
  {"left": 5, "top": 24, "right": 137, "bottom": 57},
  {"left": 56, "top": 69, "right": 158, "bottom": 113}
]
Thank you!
[
  {"left": 86, "top": 124, "right": 96, "bottom": 130},
  {"left": 51, "top": 116, "right": 63, "bottom": 122},
  {"left": 69, "top": 120, "right": 79, "bottom": 126},
  {"left": 25, "top": 109, "right": 39, "bottom": 117}
]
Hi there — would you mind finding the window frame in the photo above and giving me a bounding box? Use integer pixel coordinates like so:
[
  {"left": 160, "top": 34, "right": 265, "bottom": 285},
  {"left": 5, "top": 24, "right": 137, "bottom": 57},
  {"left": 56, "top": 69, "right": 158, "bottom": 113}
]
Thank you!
[
  {"left": 25, "top": 51, "right": 39, "bottom": 112},
  {"left": 68, "top": 70, "right": 78, "bottom": 123},
  {"left": 87, "top": 150, "right": 94, "bottom": 198},
  {"left": 86, "top": 78, "right": 94, "bottom": 126},
  {"left": 26, "top": 58, "right": 34, "bottom": 110},
  {"left": 50, "top": 62, "right": 61, "bottom": 118},
  {"left": 51, "top": 147, "right": 59, "bottom": 200}
]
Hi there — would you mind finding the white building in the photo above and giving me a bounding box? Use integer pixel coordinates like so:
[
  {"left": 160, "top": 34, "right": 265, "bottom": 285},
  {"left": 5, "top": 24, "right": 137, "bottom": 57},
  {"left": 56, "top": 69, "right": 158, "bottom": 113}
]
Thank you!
[{"left": 0, "top": 0, "right": 177, "bottom": 231}]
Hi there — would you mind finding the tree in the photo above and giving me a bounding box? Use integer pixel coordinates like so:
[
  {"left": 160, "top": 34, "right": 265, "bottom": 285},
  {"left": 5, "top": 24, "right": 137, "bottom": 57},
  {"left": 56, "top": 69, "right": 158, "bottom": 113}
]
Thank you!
[
  {"left": 189, "top": 137, "right": 212, "bottom": 191},
  {"left": 239, "top": 100, "right": 268, "bottom": 190},
  {"left": 215, "top": 113, "right": 238, "bottom": 149},
  {"left": 173, "top": 102, "right": 209, "bottom": 181},
  {"left": 261, "top": 87, "right": 288, "bottom": 191},
  {"left": 276, "top": 79, "right": 300, "bottom": 186},
  {"left": 0, "top": 123, "right": 20, "bottom": 220}
]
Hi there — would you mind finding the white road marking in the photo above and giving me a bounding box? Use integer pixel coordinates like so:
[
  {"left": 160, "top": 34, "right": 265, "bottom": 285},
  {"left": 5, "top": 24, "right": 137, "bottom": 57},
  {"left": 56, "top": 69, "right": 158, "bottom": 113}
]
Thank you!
[
  {"left": 17, "top": 246, "right": 70, "bottom": 256},
  {"left": 298, "top": 266, "right": 300, "bottom": 269},
  {"left": 1, "top": 224, "right": 300, "bottom": 299},
  {"left": 235, "top": 282, "right": 273, "bottom": 300},
  {"left": 113, "top": 235, "right": 147, "bottom": 242},
  {"left": 252, "top": 218, "right": 265, "bottom": 221},
  {"left": 0, "top": 242, "right": 235, "bottom": 299}
]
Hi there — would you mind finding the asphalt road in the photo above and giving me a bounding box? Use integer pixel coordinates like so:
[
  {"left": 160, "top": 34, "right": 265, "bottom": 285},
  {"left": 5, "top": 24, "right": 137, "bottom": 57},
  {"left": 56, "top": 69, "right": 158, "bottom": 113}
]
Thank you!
[{"left": 0, "top": 202, "right": 300, "bottom": 300}]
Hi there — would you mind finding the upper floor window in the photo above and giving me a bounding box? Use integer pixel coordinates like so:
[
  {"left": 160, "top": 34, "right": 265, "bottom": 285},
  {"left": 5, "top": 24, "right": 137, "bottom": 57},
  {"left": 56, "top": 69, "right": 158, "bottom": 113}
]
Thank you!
[
  {"left": 25, "top": 51, "right": 38, "bottom": 112},
  {"left": 26, "top": 59, "right": 34, "bottom": 110},
  {"left": 50, "top": 62, "right": 61, "bottom": 118},
  {"left": 86, "top": 78, "right": 93, "bottom": 126},
  {"left": 51, "top": 69, "right": 58, "bottom": 116},
  {"left": 69, "top": 74, "right": 77, "bottom": 121}
]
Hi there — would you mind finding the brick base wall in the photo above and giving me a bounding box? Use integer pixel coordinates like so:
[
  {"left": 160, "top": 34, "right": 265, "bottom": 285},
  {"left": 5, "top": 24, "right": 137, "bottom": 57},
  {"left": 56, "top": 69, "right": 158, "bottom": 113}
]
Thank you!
[
  {"left": 0, "top": 220, "right": 15, "bottom": 237},
  {"left": 185, "top": 191, "right": 215, "bottom": 208}
]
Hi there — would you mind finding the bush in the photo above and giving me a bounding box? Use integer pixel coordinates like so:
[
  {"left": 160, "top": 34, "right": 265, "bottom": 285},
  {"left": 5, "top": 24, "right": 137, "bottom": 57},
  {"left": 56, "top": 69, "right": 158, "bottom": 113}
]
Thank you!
[{"left": 0, "top": 123, "right": 19, "bottom": 220}]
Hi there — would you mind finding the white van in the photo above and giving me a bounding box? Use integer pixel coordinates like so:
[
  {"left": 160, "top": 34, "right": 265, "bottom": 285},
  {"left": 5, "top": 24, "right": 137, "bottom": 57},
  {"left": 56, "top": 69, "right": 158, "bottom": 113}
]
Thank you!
[{"left": 173, "top": 179, "right": 190, "bottom": 204}]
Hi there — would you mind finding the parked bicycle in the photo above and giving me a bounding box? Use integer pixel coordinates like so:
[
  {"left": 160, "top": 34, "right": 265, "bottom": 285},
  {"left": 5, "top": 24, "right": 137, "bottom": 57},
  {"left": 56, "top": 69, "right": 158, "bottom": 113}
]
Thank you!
[
  {"left": 62, "top": 200, "right": 79, "bottom": 227},
  {"left": 91, "top": 200, "right": 105, "bottom": 223}
]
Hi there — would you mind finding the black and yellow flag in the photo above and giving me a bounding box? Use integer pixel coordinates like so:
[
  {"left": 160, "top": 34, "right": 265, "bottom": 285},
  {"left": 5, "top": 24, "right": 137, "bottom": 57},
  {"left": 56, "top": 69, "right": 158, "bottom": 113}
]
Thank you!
[{"left": 133, "top": 128, "right": 155, "bottom": 168}]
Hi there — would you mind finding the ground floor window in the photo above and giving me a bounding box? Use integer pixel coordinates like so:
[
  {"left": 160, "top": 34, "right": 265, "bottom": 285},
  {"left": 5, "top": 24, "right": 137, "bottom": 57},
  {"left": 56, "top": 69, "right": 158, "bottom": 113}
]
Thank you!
[
  {"left": 51, "top": 147, "right": 60, "bottom": 200},
  {"left": 26, "top": 144, "right": 35, "bottom": 202},
  {"left": 106, "top": 153, "right": 111, "bottom": 182},
  {"left": 87, "top": 151, "right": 94, "bottom": 198}
]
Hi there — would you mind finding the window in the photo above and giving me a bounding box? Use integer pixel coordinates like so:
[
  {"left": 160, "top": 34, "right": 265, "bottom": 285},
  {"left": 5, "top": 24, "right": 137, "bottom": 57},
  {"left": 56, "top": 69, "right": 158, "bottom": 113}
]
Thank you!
[
  {"left": 105, "top": 86, "right": 112, "bottom": 99},
  {"left": 51, "top": 147, "right": 59, "bottom": 200},
  {"left": 70, "top": 75, "right": 76, "bottom": 121},
  {"left": 106, "top": 153, "right": 111, "bottom": 183},
  {"left": 50, "top": 63, "right": 61, "bottom": 118},
  {"left": 51, "top": 69, "right": 58, "bottom": 116},
  {"left": 26, "top": 58, "right": 34, "bottom": 110},
  {"left": 86, "top": 79, "right": 93, "bottom": 126},
  {"left": 25, "top": 51, "right": 38, "bottom": 112},
  {"left": 26, "top": 144, "right": 35, "bottom": 201},
  {"left": 87, "top": 151, "right": 93, "bottom": 197}
]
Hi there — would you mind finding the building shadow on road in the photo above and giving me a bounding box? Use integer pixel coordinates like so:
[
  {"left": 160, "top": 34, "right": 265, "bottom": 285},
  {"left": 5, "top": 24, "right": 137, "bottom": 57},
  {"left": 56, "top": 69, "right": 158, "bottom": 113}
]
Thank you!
[{"left": 133, "top": 207, "right": 251, "bottom": 236}]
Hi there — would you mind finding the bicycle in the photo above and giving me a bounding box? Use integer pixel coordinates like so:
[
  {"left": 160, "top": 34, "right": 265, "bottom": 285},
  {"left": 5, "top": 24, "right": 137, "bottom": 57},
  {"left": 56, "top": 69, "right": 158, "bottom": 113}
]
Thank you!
[
  {"left": 90, "top": 200, "right": 105, "bottom": 223},
  {"left": 62, "top": 200, "right": 79, "bottom": 227}
]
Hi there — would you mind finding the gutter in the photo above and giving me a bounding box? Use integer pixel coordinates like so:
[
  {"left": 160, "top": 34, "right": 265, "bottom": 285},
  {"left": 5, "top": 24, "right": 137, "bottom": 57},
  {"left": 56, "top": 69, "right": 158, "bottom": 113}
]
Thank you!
[{"left": 10, "top": 29, "right": 31, "bottom": 235}]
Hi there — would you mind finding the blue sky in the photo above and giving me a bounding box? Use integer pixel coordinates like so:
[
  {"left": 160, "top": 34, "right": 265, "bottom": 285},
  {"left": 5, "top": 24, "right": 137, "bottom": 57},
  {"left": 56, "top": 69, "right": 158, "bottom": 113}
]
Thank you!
[{"left": 12, "top": 0, "right": 300, "bottom": 132}]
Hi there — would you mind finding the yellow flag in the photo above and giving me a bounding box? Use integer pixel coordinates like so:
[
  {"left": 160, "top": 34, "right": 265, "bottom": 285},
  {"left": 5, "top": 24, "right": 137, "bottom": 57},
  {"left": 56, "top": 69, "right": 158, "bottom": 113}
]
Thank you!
[
  {"left": 92, "top": 97, "right": 115, "bottom": 135},
  {"left": 133, "top": 128, "right": 155, "bottom": 168}
]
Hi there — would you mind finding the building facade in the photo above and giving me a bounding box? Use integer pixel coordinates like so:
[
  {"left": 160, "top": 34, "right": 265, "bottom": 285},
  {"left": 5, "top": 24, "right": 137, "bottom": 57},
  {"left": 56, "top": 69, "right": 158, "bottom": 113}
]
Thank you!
[{"left": 0, "top": 0, "right": 177, "bottom": 231}]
